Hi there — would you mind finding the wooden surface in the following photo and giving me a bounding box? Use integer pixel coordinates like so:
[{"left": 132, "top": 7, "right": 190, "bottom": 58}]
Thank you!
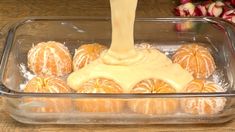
[{"left": 0, "top": 0, "right": 235, "bottom": 131}]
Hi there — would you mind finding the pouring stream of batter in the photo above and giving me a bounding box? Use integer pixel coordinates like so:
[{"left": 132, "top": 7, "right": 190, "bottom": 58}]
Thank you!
[{"left": 67, "top": 0, "right": 193, "bottom": 92}]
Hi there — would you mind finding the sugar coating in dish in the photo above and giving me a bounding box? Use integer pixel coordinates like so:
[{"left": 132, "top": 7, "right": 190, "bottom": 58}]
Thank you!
[
  {"left": 134, "top": 43, "right": 153, "bottom": 49},
  {"left": 73, "top": 43, "right": 107, "bottom": 71},
  {"left": 172, "top": 44, "right": 216, "bottom": 79},
  {"left": 24, "top": 76, "right": 73, "bottom": 112},
  {"left": 27, "top": 41, "right": 72, "bottom": 76},
  {"left": 181, "top": 79, "right": 226, "bottom": 115},
  {"left": 128, "top": 79, "right": 179, "bottom": 115},
  {"left": 74, "top": 78, "right": 124, "bottom": 112}
]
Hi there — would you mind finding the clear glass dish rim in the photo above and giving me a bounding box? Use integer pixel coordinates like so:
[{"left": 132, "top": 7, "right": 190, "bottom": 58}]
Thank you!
[{"left": 0, "top": 16, "right": 235, "bottom": 98}]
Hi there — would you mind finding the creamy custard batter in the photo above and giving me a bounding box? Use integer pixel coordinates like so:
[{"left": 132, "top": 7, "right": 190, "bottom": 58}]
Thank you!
[{"left": 67, "top": 0, "right": 193, "bottom": 92}]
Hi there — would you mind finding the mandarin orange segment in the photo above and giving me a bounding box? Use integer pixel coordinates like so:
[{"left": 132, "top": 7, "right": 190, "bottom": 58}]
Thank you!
[
  {"left": 181, "top": 79, "right": 226, "bottom": 115},
  {"left": 27, "top": 41, "right": 72, "bottom": 76},
  {"left": 75, "top": 98, "right": 123, "bottom": 113},
  {"left": 172, "top": 44, "right": 216, "bottom": 78},
  {"left": 24, "top": 76, "right": 73, "bottom": 112},
  {"left": 73, "top": 43, "right": 107, "bottom": 71},
  {"left": 74, "top": 78, "right": 124, "bottom": 113},
  {"left": 128, "top": 79, "right": 178, "bottom": 115}
]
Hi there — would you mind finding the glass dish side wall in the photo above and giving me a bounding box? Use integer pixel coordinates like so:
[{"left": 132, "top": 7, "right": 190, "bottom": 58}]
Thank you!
[
  {"left": 3, "top": 96, "right": 231, "bottom": 124},
  {"left": 1, "top": 17, "right": 235, "bottom": 124}
]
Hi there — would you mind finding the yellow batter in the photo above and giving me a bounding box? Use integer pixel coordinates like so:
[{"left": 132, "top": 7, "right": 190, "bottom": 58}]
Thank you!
[{"left": 67, "top": 0, "right": 193, "bottom": 92}]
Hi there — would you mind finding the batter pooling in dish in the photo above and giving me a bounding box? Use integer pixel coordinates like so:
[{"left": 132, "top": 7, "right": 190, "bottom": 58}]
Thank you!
[{"left": 67, "top": 0, "right": 193, "bottom": 93}]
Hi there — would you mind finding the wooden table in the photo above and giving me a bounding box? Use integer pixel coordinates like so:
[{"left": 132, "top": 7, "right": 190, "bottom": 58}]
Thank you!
[{"left": 0, "top": 0, "right": 235, "bottom": 131}]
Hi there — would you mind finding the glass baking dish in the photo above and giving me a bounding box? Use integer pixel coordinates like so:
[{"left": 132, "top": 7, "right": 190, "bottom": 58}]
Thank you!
[{"left": 1, "top": 17, "right": 235, "bottom": 124}]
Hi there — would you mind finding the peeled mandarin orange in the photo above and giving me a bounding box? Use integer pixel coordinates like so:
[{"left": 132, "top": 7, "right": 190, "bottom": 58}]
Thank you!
[
  {"left": 172, "top": 44, "right": 216, "bottom": 78},
  {"left": 73, "top": 43, "right": 107, "bottom": 71},
  {"left": 24, "top": 76, "right": 72, "bottom": 112},
  {"left": 74, "top": 78, "right": 123, "bottom": 113},
  {"left": 27, "top": 41, "right": 72, "bottom": 76},
  {"left": 181, "top": 79, "right": 226, "bottom": 115},
  {"left": 128, "top": 79, "right": 178, "bottom": 115}
]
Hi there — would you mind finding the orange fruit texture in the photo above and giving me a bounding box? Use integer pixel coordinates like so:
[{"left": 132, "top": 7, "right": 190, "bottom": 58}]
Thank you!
[
  {"left": 128, "top": 79, "right": 179, "bottom": 115},
  {"left": 23, "top": 76, "right": 73, "bottom": 113},
  {"left": 73, "top": 43, "right": 107, "bottom": 71},
  {"left": 74, "top": 78, "right": 124, "bottom": 113},
  {"left": 181, "top": 79, "right": 226, "bottom": 115},
  {"left": 172, "top": 44, "right": 216, "bottom": 79},
  {"left": 27, "top": 41, "right": 72, "bottom": 76}
]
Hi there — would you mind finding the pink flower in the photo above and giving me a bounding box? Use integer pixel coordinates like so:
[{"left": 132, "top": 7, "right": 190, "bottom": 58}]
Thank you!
[
  {"left": 180, "top": 0, "right": 192, "bottom": 4},
  {"left": 201, "top": 0, "right": 212, "bottom": 9},
  {"left": 195, "top": 5, "right": 207, "bottom": 16},
  {"left": 231, "top": 0, "right": 235, "bottom": 6},
  {"left": 174, "top": 2, "right": 196, "bottom": 16},
  {"left": 222, "top": 9, "right": 235, "bottom": 23},
  {"left": 208, "top": 1, "right": 225, "bottom": 17}
]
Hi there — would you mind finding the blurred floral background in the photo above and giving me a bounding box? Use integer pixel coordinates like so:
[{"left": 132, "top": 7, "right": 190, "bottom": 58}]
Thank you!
[{"left": 174, "top": 0, "right": 235, "bottom": 23}]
